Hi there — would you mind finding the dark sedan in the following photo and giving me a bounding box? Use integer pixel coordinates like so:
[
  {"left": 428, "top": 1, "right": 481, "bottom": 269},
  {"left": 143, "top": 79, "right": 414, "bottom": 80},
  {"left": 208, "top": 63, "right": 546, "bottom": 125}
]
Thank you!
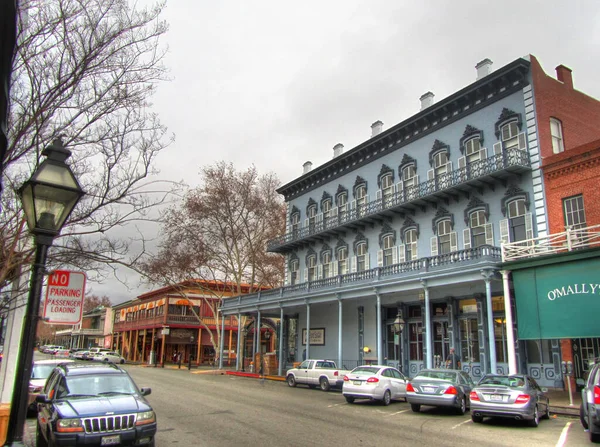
[
  {"left": 406, "top": 369, "right": 474, "bottom": 415},
  {"left": 36, "top": 362, "right": 156, "bottom": 447},
  {"left": 470, "top": 374, "right": 550, "bottom": 427}
]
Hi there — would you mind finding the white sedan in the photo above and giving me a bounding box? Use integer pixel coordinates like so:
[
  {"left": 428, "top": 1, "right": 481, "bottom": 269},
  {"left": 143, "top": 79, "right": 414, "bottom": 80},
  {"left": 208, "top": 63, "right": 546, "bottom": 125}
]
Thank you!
[
  {"left": 92, "top": 351, "right": 125, "bottom": 364},
  {"left": 342, "top": 365, "right": 408, "bottom": 405}
]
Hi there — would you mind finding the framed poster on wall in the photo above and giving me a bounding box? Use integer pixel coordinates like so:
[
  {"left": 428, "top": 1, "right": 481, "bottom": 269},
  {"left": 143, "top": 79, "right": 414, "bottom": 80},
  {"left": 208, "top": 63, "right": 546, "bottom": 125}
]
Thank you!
[{"left": 302, "top": 328, "right": 325, "bottom": 346}]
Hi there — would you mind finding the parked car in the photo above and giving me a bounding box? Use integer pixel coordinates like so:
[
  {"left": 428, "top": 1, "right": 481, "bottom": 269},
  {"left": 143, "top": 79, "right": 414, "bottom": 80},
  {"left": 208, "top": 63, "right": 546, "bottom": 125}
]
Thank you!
[
  {"left": 68, "top": 348, "right": 87, "bottom": 359},
  {"left": 342, "top": 365, "right": 408, "bottom": 405},
  {"left": 29, "top": 359, "right": 75, "bottom": 413},
  {"left": 580, "top": 357, "right": 600, "bottom": 442},
  {"left": 53, "top": 349, "right": 71, "bottom": 359},
  {"left": 42, "top": 345, "right": 64, "bottom": 354},
  {"left": 406, "top": 369, "right": 474, "bottom": 415},
  {"left": 470, "top": 374, "right": 550, "bottom": 427},
  {"left": 286, "top": 359, "right": 349, "bottom": 391},
  {"left": 35, "top": 362, "right": 156, "bottom": 447},
  {"left": 92, "top": 351, "right": 125, "bottom": 364},
  {"left": 88, "top": 347, "right": 111, "bottom": 355},
  {"left": 73, "top": 350, "right": 91, "bottom": 360}
]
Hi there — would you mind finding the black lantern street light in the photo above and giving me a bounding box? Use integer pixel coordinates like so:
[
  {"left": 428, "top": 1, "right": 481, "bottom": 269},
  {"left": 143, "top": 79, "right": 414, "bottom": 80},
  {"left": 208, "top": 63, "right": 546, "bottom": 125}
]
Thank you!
[
  {"left": 6, "top": 139, "right": 84, "bottom": 446},
  {"left": 392, "top": 312, "right": 405, "bottom": 371}
]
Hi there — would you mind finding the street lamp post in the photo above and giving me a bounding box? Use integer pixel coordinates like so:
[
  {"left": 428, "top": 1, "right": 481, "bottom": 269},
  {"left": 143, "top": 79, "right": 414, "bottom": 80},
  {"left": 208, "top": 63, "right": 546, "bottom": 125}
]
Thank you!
[
  {"left": 391, "top": 311, "right": 405, "bottom": 372},
  {"left": 6, "top": 139, "right": 84, "bottom": 446}
]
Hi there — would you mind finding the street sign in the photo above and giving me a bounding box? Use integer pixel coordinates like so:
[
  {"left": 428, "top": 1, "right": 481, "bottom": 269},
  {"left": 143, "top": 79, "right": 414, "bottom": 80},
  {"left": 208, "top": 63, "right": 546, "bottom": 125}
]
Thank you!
[{"left": 43, "top": 270, "right": 86, "bottom": 325}]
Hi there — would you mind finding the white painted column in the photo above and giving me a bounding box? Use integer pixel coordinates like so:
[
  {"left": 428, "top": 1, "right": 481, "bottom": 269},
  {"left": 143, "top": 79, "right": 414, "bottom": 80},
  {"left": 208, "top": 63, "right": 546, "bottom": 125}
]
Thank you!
[
  {"left": 376, "top": 291, "right": 383, "bottom": 365},
  {"left": 422, "top": 281, "right": 432, "bottom": 369},
  {"left": 501, "top": 270, "right": 517, "bottom": 374},
  {"left": 338, "top": 298, "right": 343, "bottom": 368},
  {"left": 482, "top": 270, "right": 497, "bottom": 374},
  {"left": 236, "top": 313, "right": 242, "bottom": 371},
  {"left": 306, "top": 302, "right": 311, "bottom": 360},
  {"left": 278, "top": 306, "right": 284, "bottom": 376}
]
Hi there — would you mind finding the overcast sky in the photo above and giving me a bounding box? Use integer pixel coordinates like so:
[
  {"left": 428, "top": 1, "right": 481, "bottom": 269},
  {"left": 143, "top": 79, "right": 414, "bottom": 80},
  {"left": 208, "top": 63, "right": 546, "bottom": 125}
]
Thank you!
[{"left": 93, "top": 0, "right": 600, "bottom": 303}]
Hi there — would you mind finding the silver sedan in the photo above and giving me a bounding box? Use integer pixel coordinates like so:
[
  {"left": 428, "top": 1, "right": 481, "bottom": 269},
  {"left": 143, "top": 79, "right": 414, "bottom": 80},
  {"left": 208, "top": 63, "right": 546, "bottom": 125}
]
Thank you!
[
  {"left": 342, "top": 365, "right": 408, "bottom": 406},
  {"left": 406, "top": 369, "right": 474, "bottom": 415},
  {"left": 470, "top": 374, "right": 550, "bottom": 427}
]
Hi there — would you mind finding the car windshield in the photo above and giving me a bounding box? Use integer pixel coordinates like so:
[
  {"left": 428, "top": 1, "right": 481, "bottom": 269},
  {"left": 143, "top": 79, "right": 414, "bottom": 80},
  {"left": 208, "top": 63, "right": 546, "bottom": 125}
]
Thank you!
[
  {"left": 32, "top": 364, "right": 56, "bottom": 380},
  {"left": 415, "top": 371, "right": 457, "bottom": 381},
  {"left": 351, "top": 367, "right": 380, "bottom": 375},
  {"left": 64, "top": 374, "right": 138, "bottom": 397},
  {"left": 478, "top": 375, "right": 526, "bottom": 389}
]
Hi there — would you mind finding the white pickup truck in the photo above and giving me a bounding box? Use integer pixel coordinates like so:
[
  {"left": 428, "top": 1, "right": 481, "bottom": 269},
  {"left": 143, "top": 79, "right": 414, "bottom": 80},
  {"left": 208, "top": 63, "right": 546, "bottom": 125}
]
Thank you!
[{"left": 286, "top": 359, "right": 349, "bottom": 391}]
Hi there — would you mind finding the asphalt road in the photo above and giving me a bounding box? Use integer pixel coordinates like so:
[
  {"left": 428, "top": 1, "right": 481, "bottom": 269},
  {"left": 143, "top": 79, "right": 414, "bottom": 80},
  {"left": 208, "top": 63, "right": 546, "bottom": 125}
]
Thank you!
[{"left": 123, "top": 366, "right": 589, "bottom": 447}]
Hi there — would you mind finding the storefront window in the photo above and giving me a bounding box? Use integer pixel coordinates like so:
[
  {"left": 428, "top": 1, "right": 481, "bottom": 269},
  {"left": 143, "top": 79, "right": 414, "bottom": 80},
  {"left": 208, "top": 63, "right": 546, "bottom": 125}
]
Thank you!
[
  {"left": 408, "top": 322, "right": 423, "bottom": 361},
  {"left": 459, "top": 317, "right": 479, "bottom": 364}
]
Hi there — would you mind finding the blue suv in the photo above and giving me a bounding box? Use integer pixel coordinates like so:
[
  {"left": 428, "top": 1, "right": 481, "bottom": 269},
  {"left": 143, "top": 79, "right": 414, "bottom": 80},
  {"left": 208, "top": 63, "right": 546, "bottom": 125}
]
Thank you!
[{"left": 35, "top": 362, "right": 156, "bottom": 446}]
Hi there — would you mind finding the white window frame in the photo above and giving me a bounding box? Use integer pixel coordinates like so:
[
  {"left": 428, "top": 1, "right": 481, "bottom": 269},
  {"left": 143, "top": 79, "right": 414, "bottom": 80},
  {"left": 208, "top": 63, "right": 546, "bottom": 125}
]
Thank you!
[
  {"left": 550, "top": 117, "right": 564, "bottom": 154},
  {"left": 465, "top": 137, "right": 482, "bottom": 164},
  {"left": 501, "top": 121, "right": 519, "bottom": 150},
  {"left": 434, "top": 151, "right": 449, "bottom": 176},
  {"left": 563, "top": 195, "right": 586, "bottom": 230},
  {"left": 402, "top": 165, "right": 416, "bottom": 188}
]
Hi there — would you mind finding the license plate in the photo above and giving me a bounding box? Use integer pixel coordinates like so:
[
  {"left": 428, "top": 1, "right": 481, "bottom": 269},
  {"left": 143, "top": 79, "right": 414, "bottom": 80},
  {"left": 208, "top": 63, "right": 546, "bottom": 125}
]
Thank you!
[
  {"left": 101, "top": 435, "right": 120, "bottom": 446},
  {"left": 422, "top": 386, "right": 435, "bottom": 393},
  {"left": 353, "top": 381, "right": 361, "bottom": 385},
  {"left": 490, "top": 394, "right": 503, "bottom": 402}
]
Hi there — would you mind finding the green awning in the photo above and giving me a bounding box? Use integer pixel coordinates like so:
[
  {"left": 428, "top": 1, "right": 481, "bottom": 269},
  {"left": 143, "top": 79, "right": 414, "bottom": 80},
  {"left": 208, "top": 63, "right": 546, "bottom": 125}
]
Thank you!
[{"left": 512, "top": 256, "right": 600, "bottom": 339}]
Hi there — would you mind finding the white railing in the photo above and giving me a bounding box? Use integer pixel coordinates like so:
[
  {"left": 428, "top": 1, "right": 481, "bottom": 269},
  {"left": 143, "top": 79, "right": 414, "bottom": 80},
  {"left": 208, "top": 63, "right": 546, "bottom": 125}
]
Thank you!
[{"left": 501, "top": 224, "right": 600, "bottom": 261}]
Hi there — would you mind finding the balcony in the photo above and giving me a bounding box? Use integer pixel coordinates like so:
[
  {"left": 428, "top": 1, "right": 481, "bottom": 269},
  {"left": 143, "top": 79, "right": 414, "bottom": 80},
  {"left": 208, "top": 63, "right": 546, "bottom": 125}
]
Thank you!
[
  {"left": 71, "top": 328, "right": 104, "bottom": 336},
  {"left": 113, "top": 315, "right": 238, "bottom": 332},
  {"left": 268, "top": 148, "right": 530, "bottom": 253},
  {"left": 502, "top": 224, "right": 600, "bottom": 262},
  {"left": 223, "top": 245, "right": 501, "bottom": 311}
]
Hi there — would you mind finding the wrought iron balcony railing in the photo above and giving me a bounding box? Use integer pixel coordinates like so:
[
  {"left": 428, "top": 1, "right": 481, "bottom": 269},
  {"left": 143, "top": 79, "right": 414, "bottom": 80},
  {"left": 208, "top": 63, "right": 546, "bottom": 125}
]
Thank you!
[
  {"left": 223, "top": 245, "right": 501, "bottom": 310},
  {"left": 502, "top": 224, "right": 600, "bottom": 262},
  {"left": 268, "top": 149, "right": 530, "bottom": 252}
]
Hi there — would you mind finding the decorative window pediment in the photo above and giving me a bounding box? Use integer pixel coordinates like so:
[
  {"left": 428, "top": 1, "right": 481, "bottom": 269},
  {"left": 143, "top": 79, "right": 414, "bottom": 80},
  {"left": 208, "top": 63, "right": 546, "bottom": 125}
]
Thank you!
[
  {"left": 306, "top": 198, "right": 317, "bottom": 215},
  {"left": 353, "top": 232, "right": 368, "bottom": 255},
  {"left": 335, "top": 185, "right": 348, "bottom": 205},
  {"left": 400, "top": 216, "right": 420, "bottom": 240},
  {"left": 495, "top": 108, "right": 522, "bottom": 139},
  {"left": 377, "top": 164, "right": 394, "bottom": 188},
  {"left": 429, "top": 139, "right": 450, "bottom": 167},
  {"left": 378, "top": 223, "right": 396, "bottom": 248},
  {"left": 501, "top": 184, "right": 530, "bottom": 216},
  {"left": 460, "top": 125, "right": 484, "bottom": 154},
  {"left": 335, "top": 238, "right": 348, "bottom": 258},
  {"left": 399, "top": 154, "right": 416, "bottom": 171},
  {"left": 289, "top": 206, "right": 300, "bottom": 222},
  {"left": 463, "top": 195, "right": 489, "bottom": 224},
  {"left": 305, "top": 248, "right": 316, "bottom": 264},
  {"left": 321, "top": 191, "right": 332, "bottom": 210},
  {"left": 432, "top": 207, "right": 454, "bottom": 234},
  {"left": 320, "top": 244, "right": 332, "bottom": 263},
  {"left": 353, "top": 176, "right": 367, "bottom": 197},
  {"left": 288, "top": 252, "right": 299, "bottom": 269}
]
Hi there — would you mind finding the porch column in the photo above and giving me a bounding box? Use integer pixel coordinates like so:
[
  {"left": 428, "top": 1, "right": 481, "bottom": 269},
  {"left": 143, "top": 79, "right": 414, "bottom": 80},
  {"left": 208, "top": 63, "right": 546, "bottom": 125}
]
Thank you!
[
  {"left": 278, "top": 306, "right": 284, "bottom": 376},
  {"left": 306, "top": 302, "right": 311, "bottom": 360},
  {"left": 256, "top": 309, "right": 262, "bottom": 358},
  {"left": 219, "top": 311, "right": 225, "bottom": 369},
  {"left": 482, "top": 270, "right": 497, "bottom": 374},
  {"left": 251, "top": 315, "right": 256, "bottom": 359},
  {"left": 338, "top": 296, "right": 343, "bottom": 368},
  {"left": 375, "top": 290, "right": 383, "bottom": 365},
  {"left": 142, "top": 329, "right": 147, "bottom": 364},
  {"left": 236, "top": 313, "right": 242, "bottom": 371},
  {"left": 501, "top": 270, "right": 517, "bottom": 374},
  {"left": 196, "top": 328, "right": 201, "bottom": 365},
  {"left": 422, "top": 280, "right": 432, "bottom": 369}
]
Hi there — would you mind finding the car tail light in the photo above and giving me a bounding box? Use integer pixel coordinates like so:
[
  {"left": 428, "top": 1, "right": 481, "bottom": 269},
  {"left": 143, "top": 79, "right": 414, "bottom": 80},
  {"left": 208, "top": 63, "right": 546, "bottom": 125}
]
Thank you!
[
  {"left": 515, "top": 394, "right": 530, "bottom": 404},
  {"left": 366, "top": 377, "right": 379, "bottom": 383},
  {"left": 406, "top": 383, "right": 415, "bottom": 392},
  {"left": 343, "top": 375, "right": 349, "bottom": 382},
  {"left": 594, "top": 385, "right": 600, "bottom": 405},
  {"left": 444, "top": 386, "right": 458, "bottom": 395},
  {"left": 470, "top": 391, "right": 480, "bottom": 401}
]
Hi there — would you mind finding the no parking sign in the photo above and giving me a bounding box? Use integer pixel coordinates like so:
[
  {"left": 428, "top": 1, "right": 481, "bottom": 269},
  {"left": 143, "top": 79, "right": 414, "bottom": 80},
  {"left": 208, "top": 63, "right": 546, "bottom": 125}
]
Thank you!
[{"left": 43, "top": 270, "right": 86, "bottom": 325}]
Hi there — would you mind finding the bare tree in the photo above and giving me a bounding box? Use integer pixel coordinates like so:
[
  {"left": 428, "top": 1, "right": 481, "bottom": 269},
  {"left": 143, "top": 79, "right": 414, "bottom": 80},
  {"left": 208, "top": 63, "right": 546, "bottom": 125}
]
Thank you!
[
  {"left": 140, "top": 162, "right": 286, "bottom": 356},
  {"left": 83, "top": 294, "right": 112, "bottom": 313},
  {"left": 0, "top": 0, "right": 176, "bottom": 299}
]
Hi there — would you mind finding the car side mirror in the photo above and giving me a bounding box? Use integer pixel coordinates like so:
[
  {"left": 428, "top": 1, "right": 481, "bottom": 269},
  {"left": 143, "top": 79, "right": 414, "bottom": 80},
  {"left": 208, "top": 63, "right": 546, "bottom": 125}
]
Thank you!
[
  {"left": 35, "top": 394, "right": 50, "bottom": 404},
  {"left": 140, "top": 387, "right": 151, "bottom": 396}
]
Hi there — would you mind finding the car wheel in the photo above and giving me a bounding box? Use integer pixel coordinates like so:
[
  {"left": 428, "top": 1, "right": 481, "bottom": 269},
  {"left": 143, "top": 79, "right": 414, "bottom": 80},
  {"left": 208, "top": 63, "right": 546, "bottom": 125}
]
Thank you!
[
  {"left": 382, "top": 390, "right": 391, "bottom": 406},
  {"left": 581, "top": 404, "right": 589, "bottom": 429},
  {"left": 411, "top": 403, "right": 421, "bottom": 413},
  {"left": 345, "top": 396, "right": 355, "bottom": 404},
  {"left": 528, "top": 405, "right": 539, "bottom": 427},
  {"left": 120, "top": 359, "right": 125, "bottom": 364},
  {"left": 36, "top": 422, "right": 48, "bottom": 447},
  {"left": 471, "top": 414, "right": 483, "bottom": 423},
  {"left": 542, "top": 401, "right": 550, "bottom": 420},
  {"left": 287, "top": 375, "right": 296, "bottom": 387},
  {"left": 104, "top": 358, "right": 109, "bottom": 362},
  {"left": 319, "top": 377, "right": 330, "bottom": 392},
  {"left": 457, "top": 396, "right": 467, "bottom": 415}
]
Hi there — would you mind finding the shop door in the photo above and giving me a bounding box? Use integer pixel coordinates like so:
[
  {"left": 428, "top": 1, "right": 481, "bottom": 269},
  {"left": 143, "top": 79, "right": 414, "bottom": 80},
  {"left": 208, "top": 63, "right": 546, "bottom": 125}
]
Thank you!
[
  {"left": 572, "top": 338, "right": 600, "bottom": 389},
  {"left": 433, "top": 321, "right": 449, "bottom": 368}
]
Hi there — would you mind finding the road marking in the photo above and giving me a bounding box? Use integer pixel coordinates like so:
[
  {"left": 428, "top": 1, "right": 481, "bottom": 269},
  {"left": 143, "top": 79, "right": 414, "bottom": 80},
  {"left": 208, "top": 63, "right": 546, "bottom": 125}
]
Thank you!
[
  {"left": 386, "top": 409, "right": 410, "bottom": 417},
  {"left": 555, "top": 421, "right": 572, "bottom": 447},
  {"left": 328, "top": 403, "right": 345, "bottom": 408},
  {"left": 451, "top": 419, "right": 472, "bottom": 429}
]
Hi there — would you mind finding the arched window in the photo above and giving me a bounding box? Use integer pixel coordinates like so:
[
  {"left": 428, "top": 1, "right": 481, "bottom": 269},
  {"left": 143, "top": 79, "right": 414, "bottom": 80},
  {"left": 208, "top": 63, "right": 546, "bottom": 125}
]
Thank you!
[
  {"left": 465, "top": 137, "right": 482, "bottom": 164},
  {"left": 305, "top": 253, "right": 317, "bottom": 282},
  {"left": 404, "top": 228, "right": 418, "bottom": 261},
  {"left": 289, "top": 256, "right": 299, "bottom": 285},
  {"left": 499, "top": 185, "right": 532, "bottom": 244}
]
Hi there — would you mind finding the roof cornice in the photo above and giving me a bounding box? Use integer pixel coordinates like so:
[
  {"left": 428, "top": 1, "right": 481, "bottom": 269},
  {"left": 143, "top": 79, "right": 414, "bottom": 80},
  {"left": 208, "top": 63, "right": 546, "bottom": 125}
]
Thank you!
[{"left": 278, "top": 57, "right": 531, "bottom": 201}]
